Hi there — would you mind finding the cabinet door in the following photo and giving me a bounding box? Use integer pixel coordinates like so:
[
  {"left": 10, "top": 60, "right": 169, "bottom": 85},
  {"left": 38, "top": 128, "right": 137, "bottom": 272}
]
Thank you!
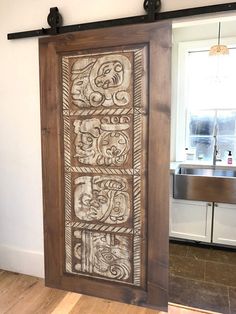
[
  {"left": 170, "top": 199, "right": 212, "bottom": 242},
  {"left": 39, "top": 22, "right": 171, "bottom": 311},
  {"left": 213, "top": 203, "right": 236, "bottom": 246}
]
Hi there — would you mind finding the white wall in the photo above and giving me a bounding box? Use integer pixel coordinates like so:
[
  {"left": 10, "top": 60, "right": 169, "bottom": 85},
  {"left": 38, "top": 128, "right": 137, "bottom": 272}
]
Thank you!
[{"left": 1, "top": 0, "right": 236, "bottom": 278}]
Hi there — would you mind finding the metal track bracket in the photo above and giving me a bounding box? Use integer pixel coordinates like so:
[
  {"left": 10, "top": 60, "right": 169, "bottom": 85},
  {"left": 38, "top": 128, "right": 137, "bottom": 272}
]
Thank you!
[{"left": 7, "top": 1, "right": 236, "bottom": 40}]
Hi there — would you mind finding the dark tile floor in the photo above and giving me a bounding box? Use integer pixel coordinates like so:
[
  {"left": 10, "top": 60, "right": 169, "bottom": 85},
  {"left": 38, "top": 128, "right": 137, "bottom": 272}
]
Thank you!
[{"left": 169, "top": 241, "right": 236, "bottom": 314}]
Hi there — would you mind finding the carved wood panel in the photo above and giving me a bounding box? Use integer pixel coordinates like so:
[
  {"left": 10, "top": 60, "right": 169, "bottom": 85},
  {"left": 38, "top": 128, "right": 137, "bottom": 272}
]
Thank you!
[
  {"left": 62, "top": 48, "right": 147, "bottom": 286},
  {"left": 40, "top": 22, "right": 171, "bottom": 310}
]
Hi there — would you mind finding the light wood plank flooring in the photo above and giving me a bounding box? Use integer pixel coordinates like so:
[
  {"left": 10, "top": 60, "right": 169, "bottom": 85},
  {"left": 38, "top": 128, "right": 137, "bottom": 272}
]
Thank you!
[{"left": 0, "top": 270, "right": 215, "bottom": 314}]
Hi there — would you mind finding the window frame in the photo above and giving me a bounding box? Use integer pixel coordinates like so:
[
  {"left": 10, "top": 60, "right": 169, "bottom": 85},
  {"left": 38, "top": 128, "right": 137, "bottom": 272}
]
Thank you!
[{"left": 174, "top": 37, "right": 236, "bottom": 162}]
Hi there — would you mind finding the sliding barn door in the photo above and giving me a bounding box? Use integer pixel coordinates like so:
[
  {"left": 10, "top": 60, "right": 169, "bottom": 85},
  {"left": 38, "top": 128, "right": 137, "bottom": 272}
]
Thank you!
[{"left": 39, "top": 21, "right": 171, "bottom": 311}]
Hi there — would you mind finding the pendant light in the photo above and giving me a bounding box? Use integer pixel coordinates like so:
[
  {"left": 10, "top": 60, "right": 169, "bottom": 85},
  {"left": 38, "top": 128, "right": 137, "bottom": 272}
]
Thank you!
[{"left": 209, "top": 22, "right": 229, "bottom": 56}]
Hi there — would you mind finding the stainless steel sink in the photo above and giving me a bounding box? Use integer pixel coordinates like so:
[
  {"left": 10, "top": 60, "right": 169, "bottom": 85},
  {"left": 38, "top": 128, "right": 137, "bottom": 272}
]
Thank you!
[
  {"left": 179, "top": 167, "right": 236, "bottom": 178},
  {"left": 174, "top": 166, "right": 236, "bottom": 204}
]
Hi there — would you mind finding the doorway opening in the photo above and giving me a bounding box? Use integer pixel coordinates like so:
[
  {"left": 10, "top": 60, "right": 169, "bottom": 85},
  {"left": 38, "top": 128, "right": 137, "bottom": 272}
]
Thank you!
[{"left": 169, "top": 16, "right": 236, "bottom": 314}]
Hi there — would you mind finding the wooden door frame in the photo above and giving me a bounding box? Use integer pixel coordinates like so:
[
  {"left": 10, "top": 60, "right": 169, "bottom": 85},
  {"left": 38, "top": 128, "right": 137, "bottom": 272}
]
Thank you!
[{"left": 39, "top": 21, "right": 171, "bottom": 311}]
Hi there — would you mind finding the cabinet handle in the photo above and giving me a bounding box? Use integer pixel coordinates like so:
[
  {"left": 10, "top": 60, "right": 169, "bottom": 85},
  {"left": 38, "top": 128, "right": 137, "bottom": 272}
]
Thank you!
[
  {"left": 215, "top": 203, "right": 218, "bottom": 207},
  {"left": 207, "top": 203, "right": 212, "bottom": 206}
]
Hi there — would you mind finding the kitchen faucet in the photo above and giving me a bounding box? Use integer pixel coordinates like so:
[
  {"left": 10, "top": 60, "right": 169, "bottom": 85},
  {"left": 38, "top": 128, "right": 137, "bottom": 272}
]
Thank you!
[{"left": 213, "top": 124, "right": 222, "bottom": 166}]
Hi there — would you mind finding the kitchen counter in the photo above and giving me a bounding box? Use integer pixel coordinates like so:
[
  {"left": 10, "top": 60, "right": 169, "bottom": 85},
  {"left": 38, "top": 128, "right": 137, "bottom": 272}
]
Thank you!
[
  {"left": 170, "top": 162, "right": 181, "bottom": 174},
  {"left": 170, "top": 161, "right": 236, "bottom": 174}
]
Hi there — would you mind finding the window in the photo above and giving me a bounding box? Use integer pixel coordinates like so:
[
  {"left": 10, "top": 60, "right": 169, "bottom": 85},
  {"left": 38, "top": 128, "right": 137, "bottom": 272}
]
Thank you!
[
  {"left": 175, "top": 39, "right": 236, "bottom": 163},
  {"left": 188, "top": 110, "right": 236, "bottom": 162}
]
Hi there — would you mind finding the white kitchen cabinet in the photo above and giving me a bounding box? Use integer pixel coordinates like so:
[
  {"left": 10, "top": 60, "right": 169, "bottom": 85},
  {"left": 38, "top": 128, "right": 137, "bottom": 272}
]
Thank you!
[
  {"left": 213, "top": 203, "right": 236, "bottom": 246},
  {"left": 169, "top": 199, "right": 213, "bottom": 242}
]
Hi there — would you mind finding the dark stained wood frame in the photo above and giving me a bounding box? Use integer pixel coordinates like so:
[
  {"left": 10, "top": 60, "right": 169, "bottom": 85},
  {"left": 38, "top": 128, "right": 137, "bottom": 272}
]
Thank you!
[{"left": 39, "top": 21, "right": 171, "bottom": 311}]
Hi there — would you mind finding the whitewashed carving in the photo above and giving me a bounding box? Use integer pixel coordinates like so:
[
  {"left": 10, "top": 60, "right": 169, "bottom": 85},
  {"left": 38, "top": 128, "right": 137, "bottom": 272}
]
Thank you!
[
  {"left": 74, "top": 116, "right": 130, "bottom": 166},
  {"left": 74, "top": 230, "right": 131, "bottom": 280},
  {"left": 74, "top": 176, "right": 130, "bottom": 224},
  {"left": 63, "top": 49, "right": 145, "bottom": 286},
  {"left": 71, "top": 55, "right": 131, "bottom": 108}
]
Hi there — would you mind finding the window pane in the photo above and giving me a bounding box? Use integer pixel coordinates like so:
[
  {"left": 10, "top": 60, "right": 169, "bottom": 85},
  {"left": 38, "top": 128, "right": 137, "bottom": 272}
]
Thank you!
[
  {"left": 189, "top": 111, "right": 215, "bottom": 136},
  {"left": 217, "top": 110, "right": 236, "bottom": 136},
  {"left": 217, "top": 136, "right": 236, "bottom": 161},
  {"left": 190, "top": 136, "right": 214, "bottom": 161}
]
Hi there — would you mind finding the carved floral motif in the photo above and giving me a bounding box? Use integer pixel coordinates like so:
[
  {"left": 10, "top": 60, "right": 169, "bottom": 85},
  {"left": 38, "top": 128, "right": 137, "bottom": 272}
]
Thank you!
[
  {"left": 73, "top": 116, "right": 131, "bottom": 166},
  {"left": 70, "top": 55, "right": 131, "bottom": 108},
  {"left": 74, "top": 175, "right": 130, "bottom": 224},
  {"left": 73, "top": 230, "right": 131, "bottom": 281}
]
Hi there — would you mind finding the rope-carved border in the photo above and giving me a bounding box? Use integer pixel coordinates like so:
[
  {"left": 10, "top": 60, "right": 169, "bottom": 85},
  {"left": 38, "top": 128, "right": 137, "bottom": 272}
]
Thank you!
[
  {"left": 65, "top": 172, "right": 72, "bottom": 221},
  {"left": 132, "top": 48, "right": 143, "bottom": 286},
  {"left": 65, "top": 221, "right": 133, "bottom": 235},
  {"left": 63, "top": 108, "right": 133, "bottom": 117},
  {"left": 63, "top": 117, "right": 71, "bottom": 169},
  {"left": 69, "top": 167, "right": 134, "bottom": 175},
  {"left": 62, "top": 57, "right": 70, "bottom": 111},
  {"left": 65, "top": 225, "right": 73, "bottom": 273}
]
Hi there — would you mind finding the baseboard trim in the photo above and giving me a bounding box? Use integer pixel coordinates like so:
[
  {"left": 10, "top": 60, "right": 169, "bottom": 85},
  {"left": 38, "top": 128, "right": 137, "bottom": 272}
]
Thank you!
[{"left": 0, "top": 245, "right": 44, "bottom": 278}]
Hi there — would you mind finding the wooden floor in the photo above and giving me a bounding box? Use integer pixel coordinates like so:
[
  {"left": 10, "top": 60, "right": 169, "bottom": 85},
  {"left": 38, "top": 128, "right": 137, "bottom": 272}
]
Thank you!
[{"left": 0, "top": 270, "right": 215, "bottom": 314}]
